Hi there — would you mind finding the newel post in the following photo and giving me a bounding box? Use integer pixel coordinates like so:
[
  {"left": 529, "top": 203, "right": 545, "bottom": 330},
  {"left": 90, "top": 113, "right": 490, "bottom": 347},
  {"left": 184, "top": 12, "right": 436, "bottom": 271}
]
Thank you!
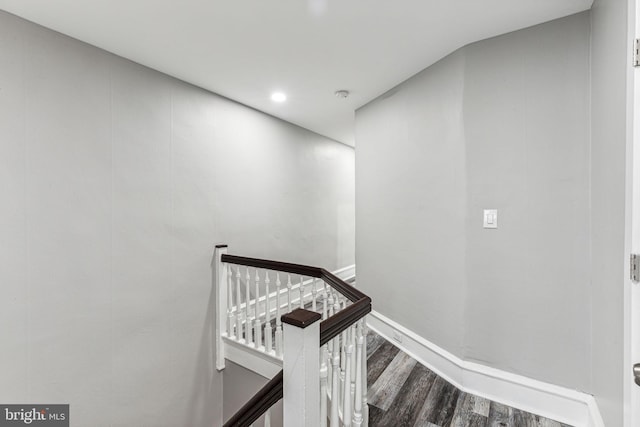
[
  {"left": 282, "top": 308, "right": 321, "bottom": 427},
  {"left": 214, "top": 244, "right": 228, "bottom": 371}
]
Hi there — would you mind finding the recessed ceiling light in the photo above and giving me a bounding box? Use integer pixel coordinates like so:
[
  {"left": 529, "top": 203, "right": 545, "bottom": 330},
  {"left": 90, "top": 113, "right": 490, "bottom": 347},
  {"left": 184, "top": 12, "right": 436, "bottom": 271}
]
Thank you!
[{"left": 271, "top": 92, "right": 287, "bottom": 103}]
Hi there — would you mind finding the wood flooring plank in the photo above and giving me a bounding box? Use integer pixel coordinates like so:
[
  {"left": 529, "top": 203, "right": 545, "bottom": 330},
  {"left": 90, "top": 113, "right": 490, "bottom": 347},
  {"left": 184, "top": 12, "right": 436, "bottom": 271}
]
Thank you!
[
  {"left": 413, "top": 376, "right": 460, "bottom": 426},
  {"left": 413, "top": 422, "right": 441, "bottom": 427},
  {"left": 368, "top": 351, "right": 417, "bottom": 411},
  {"left": 413, "top": 376, "right": 448, "bottom": 425},
  {"left": 487, "top": 402, "right": 513, "bottom": 427},
  {"left": 363, "top": 332, "right": 576, "bottom": 427},
  {"left": 432, "top": 382, "right": 461, "bottom": 427},
  {"left": 473, "top": 395, "right": 491, "bottom": 417},
  {"left": 513, "top": 408, "right": 539, "bottom": 427},
  {"left": 366, "top": 331, "right": 385, "bottom": 358},
  {"left": 450, "top": 392, "right": 471, "bottom": 427},
  {"left": 375, "top": 365, "right": 437, "bottom": 427},
  {"left": 467, "top": 413, "right": 489, "bottom": 427},
  {"left": 537, "top": 418, "right": 562, "bottom": 427},
  {"left": 368, "top": 403, "right": 385, "bottom": 426},
  {"left": 451, "top": 393, "right": 488, "bottom": 427},
  {"left": 367, "top": 340, "right": 400, "bottom": 386}
]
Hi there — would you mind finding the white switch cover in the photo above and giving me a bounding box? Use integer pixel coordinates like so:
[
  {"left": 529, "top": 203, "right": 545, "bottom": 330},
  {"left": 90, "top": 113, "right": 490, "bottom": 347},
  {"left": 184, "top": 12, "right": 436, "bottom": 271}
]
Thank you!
[{"left": 483, "top": 209, "right": 498, "bottom": 229}]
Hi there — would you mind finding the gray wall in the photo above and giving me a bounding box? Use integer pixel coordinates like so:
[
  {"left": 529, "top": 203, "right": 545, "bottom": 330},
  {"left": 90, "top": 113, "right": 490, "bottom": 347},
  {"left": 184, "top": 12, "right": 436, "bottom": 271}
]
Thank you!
[
  {"left": 223, "top": 362, "right": 283, "bottom": 427},
  {"left": 356, "top": 12, "right": 592, "bottom": 391},
  {"left": 462, "top": 13, "right": 591, "bottom": 390},
  {"left": 590, "top": 0, "right": 629, "bottom": 424},
  {"left": 356, "top": 50, "right": 467, "bottom": 354},
  {"left": 0, "top": 10, "right": 354, "bottom": 427}
]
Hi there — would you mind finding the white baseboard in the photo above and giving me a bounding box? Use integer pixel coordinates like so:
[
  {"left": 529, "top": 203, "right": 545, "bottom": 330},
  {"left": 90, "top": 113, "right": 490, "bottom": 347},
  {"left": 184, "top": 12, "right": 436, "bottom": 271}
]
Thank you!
[
  {"left": 332, "top": 264, "right": 356, "bottom": 282},
  {"left": 367, "top": 310, "right": 604, "bottom": 427}
]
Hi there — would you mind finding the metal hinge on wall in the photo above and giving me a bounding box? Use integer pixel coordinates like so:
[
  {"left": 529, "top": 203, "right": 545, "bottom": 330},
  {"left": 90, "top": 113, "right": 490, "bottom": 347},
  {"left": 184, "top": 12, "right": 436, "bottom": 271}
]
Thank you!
[
  {"left": 632, "top": 254, "right": 640, "bottom": 282},
  {"left": 635, "top": 39, "right": 640, "bottom": 67}
]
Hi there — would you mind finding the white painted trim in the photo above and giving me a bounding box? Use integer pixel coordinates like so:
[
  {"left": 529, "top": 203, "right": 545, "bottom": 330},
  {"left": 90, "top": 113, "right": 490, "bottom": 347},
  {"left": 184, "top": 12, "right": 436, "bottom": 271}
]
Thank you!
[
  {"left": 332, "top": 264, "right": 356, "bottom": 281},
  {"left": 221, "top": 264, "right": 355, "bottom": 378},
  {"left": 229, "top": 264, "right": 356, "bottom": 326},
  {"left": 282, "top": 318, "right": 321, "bottom": 427},
  {"left": 625, "top": 1, "right": 640, "bottom": 426},
  {"left": 367, "top": 310, "right": 604, "bottom": 427},
  {"left": 214, "top": 246, "right": 228, "bottom": 371},
  {"left": 223, "top": 335, "right": 282, "bottom": 379}
]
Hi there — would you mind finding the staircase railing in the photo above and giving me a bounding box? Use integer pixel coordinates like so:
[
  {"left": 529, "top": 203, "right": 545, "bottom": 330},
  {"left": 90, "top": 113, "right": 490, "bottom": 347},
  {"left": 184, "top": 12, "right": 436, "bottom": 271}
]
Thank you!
[{"left": 214, "top": 245, "right": 371, "bottom": 427}]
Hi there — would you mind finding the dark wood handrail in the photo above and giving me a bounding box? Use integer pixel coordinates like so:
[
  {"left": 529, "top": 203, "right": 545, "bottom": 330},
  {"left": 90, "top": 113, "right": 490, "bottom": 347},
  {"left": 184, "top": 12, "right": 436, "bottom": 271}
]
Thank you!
[
  {"left": 221, "top": 253, "right": 371, "bottom": 427},
  {"left": 320, "top": 269, "right": 368, "bottom": 303},
  {"left": 221, "top": 254, "right": 368, "bottom": 303},
  {"left": 221, "top": 254, "right": 322, "bottom": 279},
  {"left": 223, "top": 370, "right": 284, "bottom": 427},
  {"left": 320, "top": 296, "right": 371, "bottom": 346}
]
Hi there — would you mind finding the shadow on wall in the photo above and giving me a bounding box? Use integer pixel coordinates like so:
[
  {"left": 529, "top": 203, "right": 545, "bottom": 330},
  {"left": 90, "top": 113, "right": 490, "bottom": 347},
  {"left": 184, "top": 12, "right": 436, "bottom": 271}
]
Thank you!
[{"left": 184, "top": 256, "right": 220, "bottom": 426}]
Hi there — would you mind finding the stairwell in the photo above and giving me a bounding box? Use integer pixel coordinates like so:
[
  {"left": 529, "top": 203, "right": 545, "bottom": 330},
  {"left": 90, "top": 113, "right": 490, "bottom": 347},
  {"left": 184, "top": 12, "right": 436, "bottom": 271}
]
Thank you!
[{"left": 216, "top": 249, "right": 572, "bottom": 427}]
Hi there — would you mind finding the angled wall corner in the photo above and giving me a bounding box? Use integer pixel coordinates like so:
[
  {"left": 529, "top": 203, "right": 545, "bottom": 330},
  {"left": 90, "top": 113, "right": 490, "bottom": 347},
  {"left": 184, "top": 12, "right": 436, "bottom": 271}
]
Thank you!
[
  {"left": 356, "top": 48, "right": 468, "bottom": 357},
  {"left": 356, "top": 8, "right": 596, "bottom": 409}
]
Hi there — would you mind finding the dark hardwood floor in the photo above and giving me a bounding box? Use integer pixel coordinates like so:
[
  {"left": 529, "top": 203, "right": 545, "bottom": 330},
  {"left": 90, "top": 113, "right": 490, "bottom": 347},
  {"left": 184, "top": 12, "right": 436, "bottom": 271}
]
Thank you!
[
  {"left": 365, "top": 331, "right": 572, "bottom": 427},
  {"left": 237, "top": 276, "right": 572, "bottom": 426}
]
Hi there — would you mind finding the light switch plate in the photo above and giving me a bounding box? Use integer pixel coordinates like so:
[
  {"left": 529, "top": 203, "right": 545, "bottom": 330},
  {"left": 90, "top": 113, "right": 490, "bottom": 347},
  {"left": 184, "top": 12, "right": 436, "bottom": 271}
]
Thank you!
[{"left": 483, "top": 209, "right": 498, "bottom": 229}]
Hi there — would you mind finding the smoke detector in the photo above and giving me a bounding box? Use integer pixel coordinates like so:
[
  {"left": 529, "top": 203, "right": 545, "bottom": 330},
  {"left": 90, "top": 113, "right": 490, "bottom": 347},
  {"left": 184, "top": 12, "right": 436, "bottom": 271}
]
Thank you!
[{"left": 334, "top": 90, "right": 350, "bottom": 99}]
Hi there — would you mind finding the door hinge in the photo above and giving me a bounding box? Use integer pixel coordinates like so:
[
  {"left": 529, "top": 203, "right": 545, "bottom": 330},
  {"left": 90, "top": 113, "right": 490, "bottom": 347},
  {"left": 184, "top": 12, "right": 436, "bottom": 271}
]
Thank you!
[
  {"left": 631, "top": 254, "right": 640, "bottom": 282},
  {"left": 635, "top": 39, "right": 640, "bottom": 67}
]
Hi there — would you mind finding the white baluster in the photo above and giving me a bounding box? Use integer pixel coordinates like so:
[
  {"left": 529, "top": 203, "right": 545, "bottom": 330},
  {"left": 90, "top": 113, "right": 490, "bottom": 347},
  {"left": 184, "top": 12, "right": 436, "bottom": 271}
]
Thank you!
[
  {"left": 343, "top": 299, "right": 356, "bottom": 408},
  {"left": 299, "top": 275, "right": 305, "bottom": 309},
  {"left": 319, "top": 282, "right": 329, "bottom": 419},
  {"left": 246, "top": 267, "right": 253, "bottom": 346},
  {"left": 320, "top": 342, "right": 328, "bottom": 427},
  {"left": 227, "top": 263, "right": 235, "bottom": 338},
  {"left": 334, "top": 294, "right": 344, "bottom": 413},
  {"left": 340, "top": 301, "right": 347, "bottom": 415},
  {"left": 350, "top": 279, "right": 368, "bottom": 427},
  {"left": 333, "top": 292, "right": 341, "bottom": 316},
  {"left": 330, "top": 339, "right": 340, "bottom": 427},
  {"left": 352, "top": 322, "right": 364, "bottom": 427},
  {"left": 275, "top": 273, "right": 283, "bottom": 357},
  {"left": 264, "top": 271, "right": 273, "bottom": 354},
  {"left": 326, "top": 291, "right": 335, "bottom": 395},
  {"left": 350, "top": 323, "right": 357, "bottom": 405},
  {"left": 286, "top": 274, "right": 293, "bottom": 314},
  {"left": 265, "top": 409, "right": 271, "bottom": 427},
  {"left": 235, "top": 266, "right": 242, "bottom": 343},
  {"left": 343, "top": 339, "right": 353, "bottom": 427},
  {"left": 312, "top": 278, "right": 318, "bottom": 312},
  {"left": 327, "top": 290, "right": 335, "bottom": 317},
  {"left": 362, "top": 320, "right": 369, "bottom": 427},
  {"left": 254, "top": 269, "right": 262, "bottom": 349},
  {"left": 321, "top": 283, "right": 328, "bottom": 320}
]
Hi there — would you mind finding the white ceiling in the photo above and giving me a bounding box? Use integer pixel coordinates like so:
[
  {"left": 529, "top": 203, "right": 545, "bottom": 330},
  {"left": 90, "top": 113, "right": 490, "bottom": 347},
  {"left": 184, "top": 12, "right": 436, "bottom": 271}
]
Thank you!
[{"left": 0, "top": 0, "right": 592, "bottom": 146}]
